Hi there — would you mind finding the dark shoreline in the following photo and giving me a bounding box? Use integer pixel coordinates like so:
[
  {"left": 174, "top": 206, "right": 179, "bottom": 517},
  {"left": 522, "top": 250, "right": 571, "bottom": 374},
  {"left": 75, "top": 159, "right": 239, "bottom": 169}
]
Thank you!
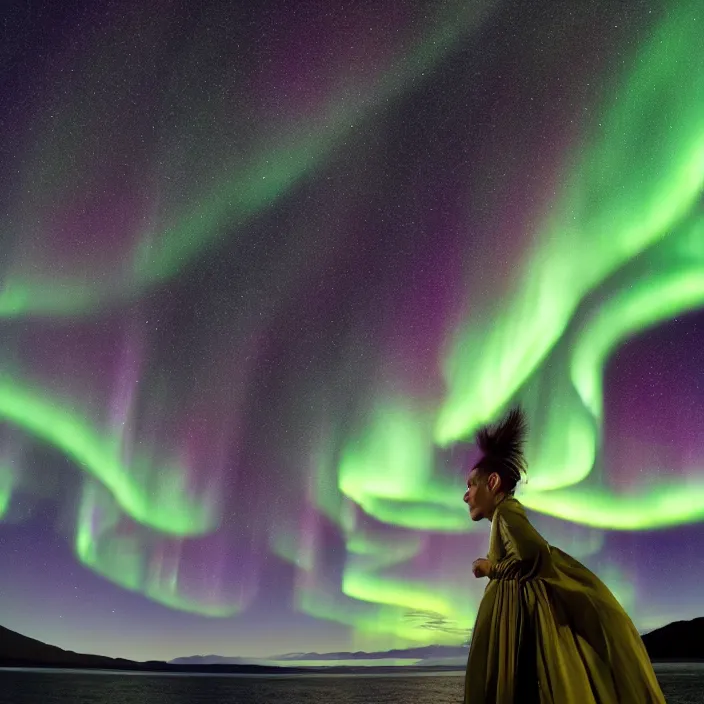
[
  {"left": 1, "top": 660, "right": 703, "bottom": 677},
  {"left": 0, "top": 659, "right": 465, "bottom": 675},
  {"left": 2, "top": 617, "right": 702, "bottom": 676}
]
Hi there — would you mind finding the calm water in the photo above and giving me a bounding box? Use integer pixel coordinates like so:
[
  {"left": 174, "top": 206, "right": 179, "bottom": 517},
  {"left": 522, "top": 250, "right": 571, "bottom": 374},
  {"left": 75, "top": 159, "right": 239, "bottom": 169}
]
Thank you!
[{"left": 0, "top": 664, "right": 702, "bottom": 703}]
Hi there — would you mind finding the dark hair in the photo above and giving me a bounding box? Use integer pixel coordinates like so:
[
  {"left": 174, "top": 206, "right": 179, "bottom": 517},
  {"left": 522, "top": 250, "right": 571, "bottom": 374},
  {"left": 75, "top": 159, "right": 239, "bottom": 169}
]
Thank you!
[{"left": 473, "top": 406, "right": 528, "bottom": 495}]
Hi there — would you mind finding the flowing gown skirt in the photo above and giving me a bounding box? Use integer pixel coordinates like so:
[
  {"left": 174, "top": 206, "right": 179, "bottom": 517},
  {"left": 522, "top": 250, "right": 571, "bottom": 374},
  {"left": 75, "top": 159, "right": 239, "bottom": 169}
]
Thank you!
[{"left": 464, "top": 548, "right": 666, "bottom": 703}]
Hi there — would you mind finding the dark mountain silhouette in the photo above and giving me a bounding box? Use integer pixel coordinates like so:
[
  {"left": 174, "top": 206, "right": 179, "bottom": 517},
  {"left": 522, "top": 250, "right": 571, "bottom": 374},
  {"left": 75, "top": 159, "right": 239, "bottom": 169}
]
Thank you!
[
  {"left": 0, "top": 624, "right": 458, "bottom": 674},
  {"left": 170, "top": 645, "right": 468, "bottom": 666},
  {"left": 0, "top": 625, "right": 136, "bottom": 670},
  {"left": 0, "top": 625, "right": 299, "bottom": 674},
  {"left": 169, "top": 654, "right": 259, "bottom": 666},
  {"left": 273, "top": 645, "right": 468, "bottom": 660},
  {"left": 175, "top": 621, "right": 704, "bottom": 665},
  {"left": 1, "top": 617, "right": 702, "bottom": 673},
  {"left": 641, "top": 617, "right": 704, "bottom": 660}
]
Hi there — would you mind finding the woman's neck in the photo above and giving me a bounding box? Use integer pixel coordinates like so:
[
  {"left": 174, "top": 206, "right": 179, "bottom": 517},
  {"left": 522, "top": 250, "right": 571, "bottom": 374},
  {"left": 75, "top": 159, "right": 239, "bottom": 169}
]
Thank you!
[{"left": 487, "top": 492, "right": 508, "bottom": 521}]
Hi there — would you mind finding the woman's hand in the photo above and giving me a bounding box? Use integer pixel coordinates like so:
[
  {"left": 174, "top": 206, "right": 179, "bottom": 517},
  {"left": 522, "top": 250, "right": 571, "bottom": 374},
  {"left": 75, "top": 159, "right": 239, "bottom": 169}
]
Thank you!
[{"left": 472, "top": 558, "right": 492, "bottom": 579}]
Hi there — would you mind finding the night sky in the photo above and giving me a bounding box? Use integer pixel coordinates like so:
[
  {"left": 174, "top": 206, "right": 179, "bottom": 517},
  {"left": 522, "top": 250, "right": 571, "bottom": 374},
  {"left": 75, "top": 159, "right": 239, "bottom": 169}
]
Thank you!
[{"left": 1, "top": 0, "right": 703, "bottom": 662}]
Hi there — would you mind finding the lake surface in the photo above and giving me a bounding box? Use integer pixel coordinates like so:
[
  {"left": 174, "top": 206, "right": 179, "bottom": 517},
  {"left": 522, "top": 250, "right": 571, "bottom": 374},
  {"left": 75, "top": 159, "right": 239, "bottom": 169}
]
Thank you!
[{"left": 0, "top": 664, "right": 702, "bottom": 703}]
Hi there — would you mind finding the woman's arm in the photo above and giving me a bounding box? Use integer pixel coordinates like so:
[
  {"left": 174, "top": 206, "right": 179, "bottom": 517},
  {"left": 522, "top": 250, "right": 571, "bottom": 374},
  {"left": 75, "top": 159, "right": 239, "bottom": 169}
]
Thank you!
[{"left": 489, "top": 508, "right": 549, "bottom": 581}]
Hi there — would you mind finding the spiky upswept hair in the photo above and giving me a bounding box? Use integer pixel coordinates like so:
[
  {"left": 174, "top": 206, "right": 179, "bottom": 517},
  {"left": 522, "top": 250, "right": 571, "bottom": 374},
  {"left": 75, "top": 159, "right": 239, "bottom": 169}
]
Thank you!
[{"left": 474, "top": 406, "right": 528, "bottom": 493}]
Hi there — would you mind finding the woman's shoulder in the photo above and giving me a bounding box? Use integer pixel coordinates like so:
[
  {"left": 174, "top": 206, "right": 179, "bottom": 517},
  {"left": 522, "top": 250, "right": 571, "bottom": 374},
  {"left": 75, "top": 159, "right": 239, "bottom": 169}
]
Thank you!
[{"left": 495, "top": 495, "right": 526, "bottom": 520}]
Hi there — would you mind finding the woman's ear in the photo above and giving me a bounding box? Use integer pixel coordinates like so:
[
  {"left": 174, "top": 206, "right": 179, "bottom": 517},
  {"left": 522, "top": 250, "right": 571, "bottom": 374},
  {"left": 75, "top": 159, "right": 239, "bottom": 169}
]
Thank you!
[{"left": 487, "top": 472, "right": 501, "bottom": 493}]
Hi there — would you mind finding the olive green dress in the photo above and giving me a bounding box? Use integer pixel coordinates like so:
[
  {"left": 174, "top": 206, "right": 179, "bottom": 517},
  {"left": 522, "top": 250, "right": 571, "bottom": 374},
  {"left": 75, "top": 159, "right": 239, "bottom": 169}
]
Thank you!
[{"left": 465, "top": 496, "right": 666, "bottom": 703}]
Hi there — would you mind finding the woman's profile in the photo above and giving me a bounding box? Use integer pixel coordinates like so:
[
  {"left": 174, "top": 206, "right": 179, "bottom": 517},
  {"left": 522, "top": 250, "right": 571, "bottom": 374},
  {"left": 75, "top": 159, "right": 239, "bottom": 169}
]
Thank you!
[{"left": 463, "top": 406, "right": 666, "bottom": 703}]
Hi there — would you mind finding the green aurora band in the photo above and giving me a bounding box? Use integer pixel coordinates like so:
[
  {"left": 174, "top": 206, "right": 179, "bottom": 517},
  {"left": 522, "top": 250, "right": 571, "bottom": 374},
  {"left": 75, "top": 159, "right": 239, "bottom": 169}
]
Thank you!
[
  {"left": 76, "top": 480, "right": 242, "bottom": 616},
  {"left": 0, "top": 0, "right": 496, "bottom": 320},
  {"left": 437, "top": 0, "right": 704, "bottom": 445},
  {"left": 276, "top": 501, "right": 478, "bottom": 645},
  {"left": 0, "top": 375, "right": 216, "bottom": 536},
  {"left": 0, "top": 467, "right": 12, "bottom": 519}
]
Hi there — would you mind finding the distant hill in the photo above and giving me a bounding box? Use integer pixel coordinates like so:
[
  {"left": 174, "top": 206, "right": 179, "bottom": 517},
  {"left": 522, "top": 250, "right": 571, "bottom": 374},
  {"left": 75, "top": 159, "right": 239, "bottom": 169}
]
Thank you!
[
  {"left": 274, "top": 645, "right": 468, "bottom": 661},
  {"left": 0, "top": 625, "right": 299, "bottom": 674},
  {"left": 169, "top": 654, "right": 273, "bottom": 666},
  {"left": 1, "top": 616, "right": 702, "bottom": 673},
  {"left": 0, "top": 624, "right": 456, "bottom": 674},
  {"left": 172, "top": 619, "right": 704, "bottom": 667},
  {"left": 641, "top": 617, "right": 704, "bottom": 660},
  {"left": 176, "top": 620, "right": 704, "bottom": 665},
  {"left": 0, "top": 625, "right": 136, "bottom": 670},
  {"left": 171, "top": 644, "right": 468, "bottom": 666}
]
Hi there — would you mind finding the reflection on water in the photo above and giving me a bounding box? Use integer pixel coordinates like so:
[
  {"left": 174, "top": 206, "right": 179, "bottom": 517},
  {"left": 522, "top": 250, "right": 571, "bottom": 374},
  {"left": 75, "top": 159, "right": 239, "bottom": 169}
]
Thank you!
[{"left": 0, "top": 665, "right": 702, "bottom": 703}]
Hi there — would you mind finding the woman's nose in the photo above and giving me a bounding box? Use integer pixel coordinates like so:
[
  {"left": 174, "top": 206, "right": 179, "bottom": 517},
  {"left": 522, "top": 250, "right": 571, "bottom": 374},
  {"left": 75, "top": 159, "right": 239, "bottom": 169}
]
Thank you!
[{"left": 463, "top": 491, "right": 469, "bottom": 503}]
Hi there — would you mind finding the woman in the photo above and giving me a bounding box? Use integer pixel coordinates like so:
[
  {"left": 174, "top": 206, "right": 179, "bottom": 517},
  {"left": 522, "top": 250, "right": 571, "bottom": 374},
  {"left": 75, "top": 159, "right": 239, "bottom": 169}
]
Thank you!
[{"left": 463, "top": 407, "right": 666, "bottom": 703}]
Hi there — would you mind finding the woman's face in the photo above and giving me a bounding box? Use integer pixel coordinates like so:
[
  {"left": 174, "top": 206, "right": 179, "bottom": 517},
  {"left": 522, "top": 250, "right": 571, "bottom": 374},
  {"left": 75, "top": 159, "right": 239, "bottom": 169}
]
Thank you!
[{"left": 463, "top": 467, "right": 493, "bottom": 522}]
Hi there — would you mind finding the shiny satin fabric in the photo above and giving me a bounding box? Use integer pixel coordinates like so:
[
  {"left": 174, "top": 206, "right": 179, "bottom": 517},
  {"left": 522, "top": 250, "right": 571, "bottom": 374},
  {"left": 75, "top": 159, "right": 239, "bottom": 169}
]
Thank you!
[{"left": 464, "top": 497, "right": 666, "bottom": 703}]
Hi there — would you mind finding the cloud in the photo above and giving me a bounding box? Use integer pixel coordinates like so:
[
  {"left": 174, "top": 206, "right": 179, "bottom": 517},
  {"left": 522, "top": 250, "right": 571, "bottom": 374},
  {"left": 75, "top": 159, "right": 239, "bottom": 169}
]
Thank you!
[{"left": 403, "top": 609, "right": 471, "bottom": 639}]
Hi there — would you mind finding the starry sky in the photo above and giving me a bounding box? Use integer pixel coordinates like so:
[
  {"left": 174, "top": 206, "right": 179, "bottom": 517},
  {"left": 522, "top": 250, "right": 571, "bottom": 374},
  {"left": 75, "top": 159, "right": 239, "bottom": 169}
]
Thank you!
[{"left": 0, "top": 0, "right": 703, "bottom": 662}]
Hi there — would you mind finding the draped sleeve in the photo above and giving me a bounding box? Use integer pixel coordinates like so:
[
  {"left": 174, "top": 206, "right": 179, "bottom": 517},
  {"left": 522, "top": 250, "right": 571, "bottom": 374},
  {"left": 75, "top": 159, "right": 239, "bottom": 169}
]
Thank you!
[{"left": 489, "top": 504, "right": 550, "bottom": 582}]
